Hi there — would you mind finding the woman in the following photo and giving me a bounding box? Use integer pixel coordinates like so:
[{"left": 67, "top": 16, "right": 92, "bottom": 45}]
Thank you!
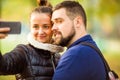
[{"left": 0, "top": 1, "right": 63, "bottom": 80}]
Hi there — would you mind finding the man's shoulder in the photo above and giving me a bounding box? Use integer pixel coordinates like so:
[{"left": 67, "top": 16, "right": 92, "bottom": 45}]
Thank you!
[{"left": 67, "top": 42, "right": 98, "bottom": 56}]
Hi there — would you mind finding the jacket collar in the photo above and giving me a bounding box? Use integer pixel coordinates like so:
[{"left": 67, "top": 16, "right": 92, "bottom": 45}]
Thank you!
[
  {"left": 68, "top": 34, "right": 94, "bottom": 49},
  {"left": 27, "top": 33, "right": 64, "bottom": 53}
]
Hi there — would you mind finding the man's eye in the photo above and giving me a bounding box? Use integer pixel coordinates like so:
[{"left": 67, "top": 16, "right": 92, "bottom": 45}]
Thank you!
[
  {"left": 57, "top": 20, "right": 62, "bottom": 23},
  {"left": 59, "top": 20, "right": 62, "bottom": 23}
]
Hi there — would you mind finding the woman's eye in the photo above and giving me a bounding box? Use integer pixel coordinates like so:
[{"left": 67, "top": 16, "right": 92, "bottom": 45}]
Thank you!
[
  {"left": 43, "top": 25, "right": 49, "bottom": 29},
  {"left": 33, "top": 25, "right": 39, "bottom": 29}
]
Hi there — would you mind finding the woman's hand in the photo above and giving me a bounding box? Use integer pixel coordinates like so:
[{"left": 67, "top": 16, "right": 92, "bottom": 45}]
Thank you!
[{"left": 0, "top": 27, "right": 10, "bottom": 39}]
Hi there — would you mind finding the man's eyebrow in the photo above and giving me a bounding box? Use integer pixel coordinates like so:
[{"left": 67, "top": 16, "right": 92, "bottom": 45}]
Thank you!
[{"left": 52, "top": 18, "right": 62, "bottom": 21}]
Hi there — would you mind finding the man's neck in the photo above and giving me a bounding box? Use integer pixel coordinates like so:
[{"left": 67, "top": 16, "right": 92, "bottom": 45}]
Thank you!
[{"left": 67, "top": 33, "right": 88, "bottom": 47}]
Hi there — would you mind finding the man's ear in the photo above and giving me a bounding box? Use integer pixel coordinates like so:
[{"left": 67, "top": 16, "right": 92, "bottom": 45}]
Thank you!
[{"left": 74, "top": 16, "right": 82, "bottom": 28}]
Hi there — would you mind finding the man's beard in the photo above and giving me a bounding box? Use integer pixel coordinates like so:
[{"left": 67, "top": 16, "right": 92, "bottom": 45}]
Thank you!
[
  {"left": 59, "top": 31, "right": 75, "bottom": 47},
  {"left": 58, "top": 26, "right": 75, "bottom": 47}
]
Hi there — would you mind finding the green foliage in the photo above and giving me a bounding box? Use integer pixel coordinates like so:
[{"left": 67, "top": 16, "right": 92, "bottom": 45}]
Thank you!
[
  {"left": 1, "top": 0, "right": 37, "bottom": 23},
  {"left": 98, "top": 0, "right": 120, "bottom": 16},
  {"left": 0, "top": 75, "right": 15, "bottom": 80},
  {"left": 50, "top": 0, "right": 64, "bottom": 6},
  {"left": 104, "top": 53, "right": 120, "bottom": 77}
]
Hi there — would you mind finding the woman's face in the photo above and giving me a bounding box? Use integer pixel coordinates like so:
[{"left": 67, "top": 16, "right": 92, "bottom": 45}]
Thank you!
[{"left": 30, "top": 13, "right": 53, "bottom": 43}]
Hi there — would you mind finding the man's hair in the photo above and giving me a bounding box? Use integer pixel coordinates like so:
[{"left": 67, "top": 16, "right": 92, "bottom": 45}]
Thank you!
[{"left": 53, "top": 1, "right": 87, "bottom": 27}]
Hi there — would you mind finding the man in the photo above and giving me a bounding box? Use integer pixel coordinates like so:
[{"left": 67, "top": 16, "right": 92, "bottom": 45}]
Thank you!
[{"left": 51, "top": 1, "right": 106, "bottom": 80}]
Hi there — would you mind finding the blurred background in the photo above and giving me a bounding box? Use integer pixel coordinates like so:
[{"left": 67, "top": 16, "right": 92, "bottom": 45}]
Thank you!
[{"left": 0, "top": 0, "right": 120, "bottom": 79}]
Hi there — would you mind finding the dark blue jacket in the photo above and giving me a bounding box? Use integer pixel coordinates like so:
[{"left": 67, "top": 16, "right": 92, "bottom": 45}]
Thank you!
[{"left": 53, "top": 35, "right": 106, "bottom": 80}]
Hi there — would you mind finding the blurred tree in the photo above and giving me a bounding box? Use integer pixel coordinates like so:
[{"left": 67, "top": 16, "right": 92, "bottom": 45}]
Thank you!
[
  {"left": 99, "top": 0, "right": 120, "bottom": 16},
  {"left": 1, "top": 0, "right": 36, "bottom": 23},
  {"left": 0, "top": 0, "right": 2, "bottom": 18},
  {"left": 98, "top": 0, "right": 120, "bottom": 39}
]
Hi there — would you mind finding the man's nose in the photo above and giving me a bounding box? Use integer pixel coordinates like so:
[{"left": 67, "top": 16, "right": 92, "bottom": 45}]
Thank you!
[{"left": 52, "top": 24, "right": 58, "bottom": 31}]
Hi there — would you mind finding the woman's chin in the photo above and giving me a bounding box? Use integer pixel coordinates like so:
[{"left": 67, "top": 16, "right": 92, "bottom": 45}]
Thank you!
[{"left": 37, "top": 40, "right": 47, "bottom": 43}]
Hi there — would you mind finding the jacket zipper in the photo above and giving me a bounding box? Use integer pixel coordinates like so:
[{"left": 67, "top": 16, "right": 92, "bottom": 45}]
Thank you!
[{"left": 51, "top": 54, "right": 55, "bottom": 72}]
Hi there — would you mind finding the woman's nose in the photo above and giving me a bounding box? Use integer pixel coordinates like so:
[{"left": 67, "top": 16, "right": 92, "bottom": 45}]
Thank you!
[{"left": 38, "top": 28, "right": 44, "bottom": 34}]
